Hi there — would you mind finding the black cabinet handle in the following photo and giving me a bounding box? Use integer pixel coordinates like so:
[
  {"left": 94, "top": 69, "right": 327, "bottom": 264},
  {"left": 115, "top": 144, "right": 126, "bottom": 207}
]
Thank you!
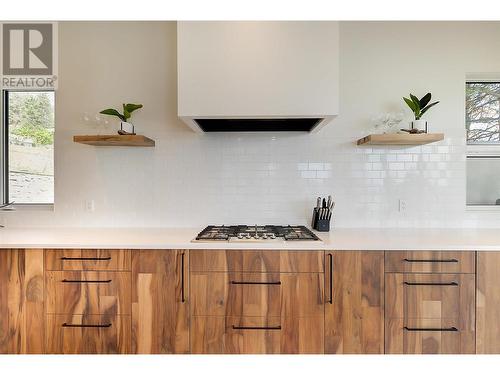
[
  {"left": 181, "top": 252, "right": 185, "bottom": 303},
  {"left": 62, "top": 279, "right": 112, "bottom": 283},
  {"left": 328, "top": 253, "right": 333, "bottom": 304},
  {"left": 60, "top": 257, "right": 112, "bottom": 261},
  {"left": 230, "top": 281, "right": 281, "bottom": 285},
  {"left": 404, "top": 326, "right": 458, "bottom": 332},
  {"left": 62, "top": 323, "right": 112, "bottom": 328},
  {"left": 403, "top": 258, "right": 458, "bottom": 263},
  {"left": 404, "top": 282, "right": 458, "bottom": 286},
  {"left": 232, "top": 325, "right": 281, "bottom": 330}
]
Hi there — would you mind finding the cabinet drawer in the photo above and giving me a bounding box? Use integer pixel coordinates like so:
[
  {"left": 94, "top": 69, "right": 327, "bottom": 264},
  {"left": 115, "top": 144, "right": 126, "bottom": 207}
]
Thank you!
[
  {"left": 45, "top": 249, "right": 131, "bottom": 271},
  {"left": 46, "top": 271, "right": 131, "bottom": 315},
  {"left": 385, "top": 251, "right": 475, "bottom": 273},
  {"left": 190, "top": 272, "right": 324, "bottom": 317},
  {"left": 46, "top": 314, "right": 130, "bottom": 354},
  {"left": 402, "top": 274, "right": 463, "bottom": 320},
  {"left": 385, "top": 273, "right": 475, "bottom": 354},
  {"left": 190, "top": 250, "right": 324, "bottom": 273},
  {"left": 386, "top": 318, "right": 475, "bottom": 354},
  {"left": 191, "top": 316, "right": 323, "bottom": 354}
]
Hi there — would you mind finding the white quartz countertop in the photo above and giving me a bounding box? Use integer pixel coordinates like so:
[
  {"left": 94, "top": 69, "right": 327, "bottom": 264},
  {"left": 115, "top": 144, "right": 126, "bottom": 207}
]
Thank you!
[{"left": 1, "top": 227, "right": 500, "bottom": 251}]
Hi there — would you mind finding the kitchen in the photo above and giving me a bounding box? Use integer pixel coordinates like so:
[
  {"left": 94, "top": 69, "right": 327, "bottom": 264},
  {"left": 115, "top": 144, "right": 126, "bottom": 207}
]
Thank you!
[{"left": 1, "top": 1, "right": 500, "bottom": 371}]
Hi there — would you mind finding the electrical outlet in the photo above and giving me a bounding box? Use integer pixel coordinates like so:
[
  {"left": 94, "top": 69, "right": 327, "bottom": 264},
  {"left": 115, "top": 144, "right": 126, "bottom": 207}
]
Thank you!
[
  {"left": 398, "top": 199, "right": 407, "bottom": 213},
  {"left": 85, "top": 200, "right": 95, "bottom": 212}
]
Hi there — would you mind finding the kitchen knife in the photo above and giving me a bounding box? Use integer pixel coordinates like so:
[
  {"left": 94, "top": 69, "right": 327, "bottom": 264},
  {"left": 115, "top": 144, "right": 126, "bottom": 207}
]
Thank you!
[
  {"left": 327, "top": 195, "right": 332, "bottom": 210},
  {"left": 322, "top": 198, "right": 326, "bottom": 208},
  {"left": 316, "top": 197, "right": 321, "bottom": 210}
]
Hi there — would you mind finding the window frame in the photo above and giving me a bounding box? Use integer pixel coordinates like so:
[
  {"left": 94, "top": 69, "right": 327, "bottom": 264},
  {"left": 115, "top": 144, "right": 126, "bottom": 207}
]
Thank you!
[
  {"left": 1, "top": 89, "right": 55, "bottom": 209},
  {"left": 466, "top": 79, "right": 500, "bottom": 209}
]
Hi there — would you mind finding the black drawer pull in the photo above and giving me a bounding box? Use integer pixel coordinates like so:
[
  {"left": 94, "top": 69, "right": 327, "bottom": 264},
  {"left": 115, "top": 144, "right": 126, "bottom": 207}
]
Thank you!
[
  {"left": 181, "top": 252, "right": 186, "bottom": 303},
  {"left": 328, "top": 253, "right": 333, "bottom": 304},
  {"left": 62, "top": 279, "right": 112, "bottom": 283},
  {"left": 62, "top": 323, "right": 112, "bottom": 328},
  {"left": 60, "top": 257, "right": 112, "bottom": 261},
  {"left": 403, "top": 258, "right": 458, "bottom": 263},
  {"left": 232, "top": 325, "right": 281, "bottom": 330},
  {"left": 404, "top": 282, "right": 458, "bottom": 286},
  {"left": 404, "top": 326, "right": 458, "bottom": 332},
  {"left": 230, "top": 281, "right": 281, "bottom": 285}
]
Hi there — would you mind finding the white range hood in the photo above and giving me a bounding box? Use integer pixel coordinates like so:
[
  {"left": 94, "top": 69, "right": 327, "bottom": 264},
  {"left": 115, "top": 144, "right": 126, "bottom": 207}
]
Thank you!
[{"left": 177, "top": 21, "right": 339, "bottom": 133}]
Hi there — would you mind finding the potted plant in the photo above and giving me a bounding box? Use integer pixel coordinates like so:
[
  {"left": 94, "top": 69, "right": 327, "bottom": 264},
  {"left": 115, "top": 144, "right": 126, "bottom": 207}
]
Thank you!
[
  {"left": 403, "top": 93, "right": 439, "bottom": 133},
  {"left": 99, "top": 103, "right": 143, "bottom": 135}
]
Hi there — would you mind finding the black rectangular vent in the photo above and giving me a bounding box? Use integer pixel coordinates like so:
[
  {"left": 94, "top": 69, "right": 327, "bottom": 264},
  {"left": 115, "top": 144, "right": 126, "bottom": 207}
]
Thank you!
[{"left": 194, "top": 118, "right": 323, "bottom": 132}]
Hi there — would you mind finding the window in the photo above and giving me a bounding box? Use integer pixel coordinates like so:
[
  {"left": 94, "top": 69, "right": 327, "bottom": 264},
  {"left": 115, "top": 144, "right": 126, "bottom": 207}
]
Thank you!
[
  {"left": 466, "top": 82, "right": 500, "bottom": 143},
  {"left": 1, "top": 90, "right": 55, "bottom": 205},
  {"left": 466, "top": 81, "right": 500, "bottom": 206}
]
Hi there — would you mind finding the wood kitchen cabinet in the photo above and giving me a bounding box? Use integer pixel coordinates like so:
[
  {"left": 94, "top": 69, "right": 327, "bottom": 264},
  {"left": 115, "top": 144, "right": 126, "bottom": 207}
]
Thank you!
[
  {"left": 46, "top": 270, "right": 131, "bottom": 315},
  {"left": 385, "top": 251, "right": 475, "bottom": 354},
  {"left": 46, "top": 314, "right": 131, "bottom": 354},
  {"left": 0, "top": 249, "right": 45, "bottom": 354},
  {"left": 44, "top": 249, "right": 132, "bottom": 354},
  {"left": 131, "top": 250, "right": 189, "bottom": 354},
  {"left": 2, "top": 247, "right": 491, "bottom": 355},
  {"left": 385, "top": 251, "right": 475, "bottom": 274},
  {"left": 324, "top": 251, "right": 385, "bottom": 354},
  {"left": 190, "top": 250, "right": 324, "bottom": 354},
  {"left": 476, "top": 252, "right": 500, "bottom": 353},
  {"left": 45, "top": 249, "right": 131, "bottom": 271}
]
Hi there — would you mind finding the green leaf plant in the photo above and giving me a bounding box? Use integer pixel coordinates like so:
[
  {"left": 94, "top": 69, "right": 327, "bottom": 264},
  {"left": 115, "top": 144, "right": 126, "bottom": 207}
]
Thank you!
[
  {"left": 100, "top": 103, "right": 143, "bottom": 122},
  {"left": 402, "top": 93, "right": 439, "bottom": 120}
]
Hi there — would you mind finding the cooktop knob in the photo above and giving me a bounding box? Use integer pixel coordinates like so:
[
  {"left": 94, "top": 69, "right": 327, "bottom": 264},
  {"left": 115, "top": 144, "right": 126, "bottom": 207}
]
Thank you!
[
  {"left": 238, "top": 234, "right": 244, "bottom": 239},
  {"left": 246, "top": 234, "right": 251, "bottom": 239}
]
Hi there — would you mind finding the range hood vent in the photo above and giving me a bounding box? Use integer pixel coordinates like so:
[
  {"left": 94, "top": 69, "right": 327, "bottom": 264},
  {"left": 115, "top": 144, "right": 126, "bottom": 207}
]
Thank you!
[
  {"left": 194, "top": 118, "right": 323, "bottom": 132},
  {"left": 177, "top": 22, "right": 339, "bottom": 133}
]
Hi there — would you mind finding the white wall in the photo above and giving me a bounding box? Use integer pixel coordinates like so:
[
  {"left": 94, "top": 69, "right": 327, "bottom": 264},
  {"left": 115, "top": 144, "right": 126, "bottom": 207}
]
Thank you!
[{"left": 4, "top": 21, "right": 500, "bottom": 228}]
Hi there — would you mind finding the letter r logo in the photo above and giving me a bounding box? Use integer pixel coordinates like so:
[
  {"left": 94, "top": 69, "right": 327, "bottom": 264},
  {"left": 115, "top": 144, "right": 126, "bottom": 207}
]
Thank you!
[{"left": 2, "top": 23, "right": 53, "bottom": 75}]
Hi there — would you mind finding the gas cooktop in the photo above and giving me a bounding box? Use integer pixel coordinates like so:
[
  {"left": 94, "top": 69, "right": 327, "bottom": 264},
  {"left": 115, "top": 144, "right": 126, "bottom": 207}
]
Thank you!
[{"left": 194, "top": 225, "right": 321, "bottom": 242}]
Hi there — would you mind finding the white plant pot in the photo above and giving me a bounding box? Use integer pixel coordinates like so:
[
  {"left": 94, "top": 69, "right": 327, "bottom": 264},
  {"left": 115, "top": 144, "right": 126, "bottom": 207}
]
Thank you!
[{"left": 411, "top": 119, "right": 427, "bottom": 133}]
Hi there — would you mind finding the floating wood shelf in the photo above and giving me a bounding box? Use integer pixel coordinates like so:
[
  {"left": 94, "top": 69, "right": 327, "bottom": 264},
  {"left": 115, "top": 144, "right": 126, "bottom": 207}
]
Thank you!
[
  {"left": 73, "top": 134, "right": 155, "bottom": 147},
  {"left": 357, "top": 133, "right": 444, "bottom": 146}
]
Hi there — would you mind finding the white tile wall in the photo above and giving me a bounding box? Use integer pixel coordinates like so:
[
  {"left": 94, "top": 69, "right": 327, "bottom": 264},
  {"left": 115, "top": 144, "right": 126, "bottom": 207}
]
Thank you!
[{"left": 4, "top": 21, "right": 500, "bottom": 229}]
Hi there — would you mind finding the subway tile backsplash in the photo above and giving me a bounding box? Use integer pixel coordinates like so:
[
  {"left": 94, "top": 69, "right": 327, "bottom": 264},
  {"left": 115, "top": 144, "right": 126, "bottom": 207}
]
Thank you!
[
  {"left": 5, "top": 21, "right": 500, "bottom": 229},
  {"left": 9, "top": 129, "right": 490, "bottom": 229}
]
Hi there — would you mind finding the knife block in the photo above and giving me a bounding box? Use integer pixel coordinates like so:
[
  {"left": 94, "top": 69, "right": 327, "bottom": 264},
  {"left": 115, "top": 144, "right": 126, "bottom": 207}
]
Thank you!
[{"left": 311, "top": 208, "right": 330, "bottom": 232}]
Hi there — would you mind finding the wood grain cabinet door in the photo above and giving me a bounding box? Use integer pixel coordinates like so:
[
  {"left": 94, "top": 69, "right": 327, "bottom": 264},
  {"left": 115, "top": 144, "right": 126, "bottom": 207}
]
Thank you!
[
  {"left": 385, "top": 251, "right": 475, "bottom": 274},
  {"left": 191, "top": 316, "right": 323, "bottom": 354},
  {"left": 477, "top": 252, "right": 500, "bottom": 353},
  {"left": 45, "top": 249, "right": 131, "bottom": 271},
  {"left": 46, "top": 314, "right": 130, "bottom": 354},
  {"left": 385, "top": 273, "right": 475, "bottom": 354},
  {"left": 131, "top": 250, "right": 189, "bottom": 354},
  {"left": 191, "top": 316, "right": 282, "bottom": 354},
  {"left": 324, "top": 251, "right": 385, "bottom": 354},
  {"left": 190, "top": 272, "right": 282, "bottom": 317},
  {"left": 0, "top": 249, "right": 44, "bottom": 354},
  {"left": 45, "top": 271, "right": 131, "bottom": 315},
  {"left": 190, "top": 250, "right": 324, "bottom": 354}
]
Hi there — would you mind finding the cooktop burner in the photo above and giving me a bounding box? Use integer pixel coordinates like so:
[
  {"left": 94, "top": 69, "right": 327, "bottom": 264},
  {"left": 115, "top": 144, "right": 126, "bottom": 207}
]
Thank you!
[{"left": 194, "top": 225, "right": 321, "bottom": 242}]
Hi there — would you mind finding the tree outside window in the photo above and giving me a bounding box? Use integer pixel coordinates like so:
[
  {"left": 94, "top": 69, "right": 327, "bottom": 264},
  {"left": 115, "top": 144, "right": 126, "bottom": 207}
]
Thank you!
[{"left": 6, "top": 91, "right": 55, "bottom": 204}]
